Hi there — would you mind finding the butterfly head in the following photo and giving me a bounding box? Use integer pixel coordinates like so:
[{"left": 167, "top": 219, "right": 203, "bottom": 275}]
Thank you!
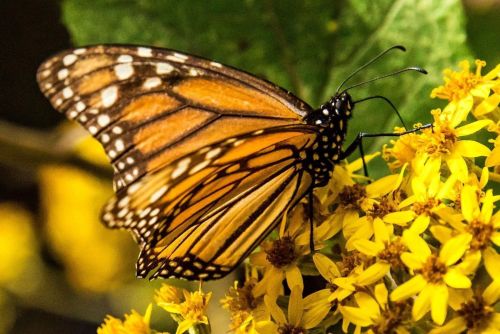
[{"left": 306, "top": 91, "right": 354, "bottom": 129}]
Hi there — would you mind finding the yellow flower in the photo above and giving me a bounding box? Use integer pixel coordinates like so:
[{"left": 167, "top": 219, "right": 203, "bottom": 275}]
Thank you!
[
  {"left": 252, "top": 203, "right": 331, "bottom": 298},
  {"left": 431, "top": 59, "right": 500, "bottom": 122},
  {"left": 398, "top": 162, "right": 457, "bottom": 234},
  {"left": 353, "top": 219, "right": 407, "bottom": 272},
  {"left": 339, "top": 283, "right": 411, "bottom": 334},
  {"left": 156, "top": 284, "right": 211, "bottom": 334},
  {"left": 313, "top": 251, "right": 388, "bottom": 307},
  {"left": 415, "top": 109, "right": 491, "bottom": 182},
  {"left": 383, "top": 126, "right": 420, "bottom": 172},
  {"left": 390, "top": 231, "right": 478, "bottom": 325},
  {"left": 0, "top": 203, "right": 38, "bottom": 286},
  {"left": 97, "top": 304, "right": 152, "bottom": 334},
  {"left": 264, "top": 285, "right": 319, "bottom": 333},
  {"left": 39, "top": 165, "right": 136, "bottom": 292},
  {"left": 221, "top": 278, "right": 270, "bottom": 334},
  {"left": 339, "top": 167, "right": 413, "bottom": 250},
  {"left": 429, "top": 288, "right": 500, "bottom": 334}
]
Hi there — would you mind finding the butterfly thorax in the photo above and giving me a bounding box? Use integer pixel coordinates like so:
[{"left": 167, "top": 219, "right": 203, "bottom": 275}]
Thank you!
[{"left": 304, "top": 92, "right": 353, "bottom": 187}]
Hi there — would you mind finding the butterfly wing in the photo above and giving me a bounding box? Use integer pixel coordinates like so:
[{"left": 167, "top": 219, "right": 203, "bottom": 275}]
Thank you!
[
  {"left": 37, "top": 45, "right": 318, "bottom": 280},
  {"left": 37, "top": 45, "right": 311, "bottom": 190},
  {"left": 104, "top": 125, "right": 317, "bottom": 279}
]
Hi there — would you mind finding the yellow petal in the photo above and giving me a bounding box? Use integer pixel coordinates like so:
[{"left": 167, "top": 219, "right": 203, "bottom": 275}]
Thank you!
[
  {"left": 373, "top": 218, "right": 390, "bottom": 243},
  {"left": 446, "top": 154, "right": 468, "bottom": 182},
  {"left": 410, "top": 215, "right": 430, "bottom": 234},
  {"left": 288, "top": 285, "right": 304, "bottom": 327},
  {"left": 313, "top": 253, "right": 340, "bottom": 281},
  {"left": 264, "top": 295, "right": 287, "bottom": 324},
  {"left": 486, "top": 146, "right": 500, "bottom": 167},
  {"left": 461, "top": 185, "right": 478, "bottom": 222},
  {"left": 439, "top": 233, "right": 472, "bottom": 265},
  {"left": 431, "top": 284, "right": 449, "bottom": 325},
  {"left": 391, "top": 275, "right": 427, "bottom": 301},
  {"left": 383, "top": 211, "right": 415, "bottom": 225},
  {"left": 484, "top": 247, "right": 500, "bottom": 278},
  {"left": 454, "top": 140, "right": 491, "bottom": 158},
  {"left": 401, "top": 252, "right": 425, "bottom": 270},
  {"left": 366, "top": 174, "right": 400, "bottom": 197},
  {"left": 403, "top": 230, "right": 431, "bottom": 260},
  {"left": 451, "top": 95, "right": 473, "bottom": 127},
  {"left": 412, "top": 283, "right": 433, "bottom": 321},
  {"left": 286, "top": 266, "right": 304, "bottom": 293},
  {"left": 480, "top": 189, "right": 494, "bottom": 224},
  {"left": 430, "top": 225, "right": 453, "bottom": 244},
  {"left": 356, "top": 263, "right": 390, "bottom": 286},
  {"left": 374, "top": 283, "right": 388, "bottom": 309},
  {"left": 338, "top": 306, "right": 373, "bottom": 327},
  {"left": 455, "top": 250, "right": 481, "bottom": 275},
  {"left": 302, "top": 301, "right": 332, "bottom": 329},
  {"left": 353, "top": 239, "right": 383, "bottom": 257},
  {"left": 455, "top": 119, "right": 491, "bottom": 136},
  {"left": 443, "top": 269, "right": 471, "bottom": 288},
  {"left": 354, "top": 292, "right": 380, "bottom": 319},
  {"left": 483, "top": 280, "right": 500, "bottom": 305},
  {"left": 428, "top": 317, "right": 467, "bottom": 334}
]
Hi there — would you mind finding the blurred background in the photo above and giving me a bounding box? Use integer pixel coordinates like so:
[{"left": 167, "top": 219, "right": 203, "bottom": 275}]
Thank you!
[{"left": 0, "top": 0, "right": 498, "bottom": 333}]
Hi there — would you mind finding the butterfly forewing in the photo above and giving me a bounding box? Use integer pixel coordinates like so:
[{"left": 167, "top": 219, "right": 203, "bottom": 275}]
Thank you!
[{"left": 37, "top": 45, "right": 319, "bottom": 280}]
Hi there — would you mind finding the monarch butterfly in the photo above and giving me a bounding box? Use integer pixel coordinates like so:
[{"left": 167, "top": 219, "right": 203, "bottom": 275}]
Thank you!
[{"left": 37, "top": 44, "right": 425, "bottom": 280}]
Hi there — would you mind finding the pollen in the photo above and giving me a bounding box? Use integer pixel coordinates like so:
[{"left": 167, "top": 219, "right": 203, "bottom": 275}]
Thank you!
[
  {"left": 339, "top": 184, "right": 367, "bottom": 210},
  {"left": 368, "top": 196, "right": 397, "bottom": 219},
  {"left": 457, "top": 295, "right": 494, "bottom": 331},
  {"left": 371, "top": 302, "right": 411, "bottom": 334},
  {"left": 431, "top": 60, "right": 486, "bottom": 101},
  {"left": 466, "top": 219, "right": 493, "bottom": 251},
  {"left": 412, "top": 198, "right": 441, "bottom": 216},
  {"left": 278, "top": 323, "right": 306, "bottom": 334},
  {"left": 419, "top": 254, "right": 447, "bottom": 284},
  {"left": 265, "top": 236, "right": 297, "bottom": 268},
  {"left": 378, "top": 239, "right": 407, "bottom": 270}
]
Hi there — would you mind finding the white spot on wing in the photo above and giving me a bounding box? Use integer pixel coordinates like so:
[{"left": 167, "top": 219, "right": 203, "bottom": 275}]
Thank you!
[
  {"left": 117, "top": 55, "right": 133, "bottom": 63},
  {"left": 114, "top": 63, "right": 134, "bottom": 80},
  {"left": 205, "top": 147, "right": 222, "bottom": 159},
  {"left": 97, "top": 114, "right": 111, "bottom": 127},
  {"left": 172, "top": 158, "right": 191, "bottom": 179},
  {"left": 189, "top": 160, "right": 210, "bottom": 174},
  {"left": 75, "top": 101, "right": 86, "bottom": 112},
  {"left": 73, "top": 48, "right": 86, "bottom": 55},
  {"left": 101, "top": 86, "right": 118, "bottom": 107},
  {"left": 63, "top": 54, "right": 77, "bottom": 66},
  {"left": 142, "top": 77, "right": 162, "bottom": 89},
  {"left": 115, "top": 139, "right": 125, "bottom": 152},
  {"left": 209, "top": 61, "right": 222, "bottom": 68},
  {"left": 137, "top": 47, "right": 153, "bottom": 57},
  {"left": 156, "top": 62, "right": 174, "bottom": 74},
  {"left": 150, "top": 185, "right": 168, "bottom": 203},
  {"left": 62, "top": 87, "right": 73, "bottom": 99},
  {"left": 57, "top": 68, "right": 69, "bottom": 80}
]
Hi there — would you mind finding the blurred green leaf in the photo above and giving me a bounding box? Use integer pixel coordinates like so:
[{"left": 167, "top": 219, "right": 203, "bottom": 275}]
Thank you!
[{"left": 62, "top": 0, "right": 472, "bottom": 173}]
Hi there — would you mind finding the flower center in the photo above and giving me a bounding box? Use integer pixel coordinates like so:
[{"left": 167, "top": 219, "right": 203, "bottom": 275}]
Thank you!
[
  {"left": 222, "top": 280, "right": 261, "bottom": 313},
  {"left": 422, "top": 124, "right": 458, "bottom": 156},
  {"left": 339, "top": 184, "right": 367, "bottom": 210},
  {"left": 420, "top": 254, "right": 447, "bottom": 283},
  {"left": 412, "top": 198, "right": 441, "bottom": 216},
  {"left": 368, "top": 196, "right": 398, "bottom": 219},
  {"left": 466, "top": 219, "right": 493, "bottom": 251},
  {"left": 266, "top": 236, "right": 297, "bottom": 268},
  {"left": 457, "top": 295, "right": 493, "bottom": 330},
  {"left": 378, "top": 239, "right": 406, "bottom": 270},
  {"left": 278, "top": 323, "right": 307, "bottom": 334},
  {"left": 430, "top": 60, "right": 485, "bottom": 101},
  {"left": 372, "top": 302, "right": 411, "bottom": 334},
  {"left": 340, "top": 251, "right": 366, "bottom": 276}
]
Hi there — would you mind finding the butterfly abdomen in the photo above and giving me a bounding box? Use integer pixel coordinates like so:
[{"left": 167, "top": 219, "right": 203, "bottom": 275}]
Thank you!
[{"left": 304, "top": 92, "right": 353, "bottom": 187}]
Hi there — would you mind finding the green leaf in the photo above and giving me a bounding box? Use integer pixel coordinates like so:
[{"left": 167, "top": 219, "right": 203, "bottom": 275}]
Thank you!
[{"left": 61, "top": 0, "right": 472, "bottom": 174}]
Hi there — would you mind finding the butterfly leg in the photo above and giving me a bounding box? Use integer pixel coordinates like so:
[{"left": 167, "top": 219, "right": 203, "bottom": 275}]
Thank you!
[
  {"left": 340, "top": 124, "right": 432, "bottom": 176},
  {"left": 308, "top": 190, "right": 315, "bottom": 253}
]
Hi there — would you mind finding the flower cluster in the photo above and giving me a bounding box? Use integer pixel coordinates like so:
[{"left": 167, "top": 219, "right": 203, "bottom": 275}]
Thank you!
[{"left": 98, "top": 60, "right": 500, "bottom": 334}]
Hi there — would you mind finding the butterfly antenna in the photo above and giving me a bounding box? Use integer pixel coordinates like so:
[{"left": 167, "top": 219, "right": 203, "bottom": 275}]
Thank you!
[
  {"left": 353, "top": 95, "right": 408, "bottom": 129},
  {"left": 335, "top": 45, "right": 406, "bottom": 94},
  {"left": 341, "top": 66, "right": 427, "bottom": 93}
]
